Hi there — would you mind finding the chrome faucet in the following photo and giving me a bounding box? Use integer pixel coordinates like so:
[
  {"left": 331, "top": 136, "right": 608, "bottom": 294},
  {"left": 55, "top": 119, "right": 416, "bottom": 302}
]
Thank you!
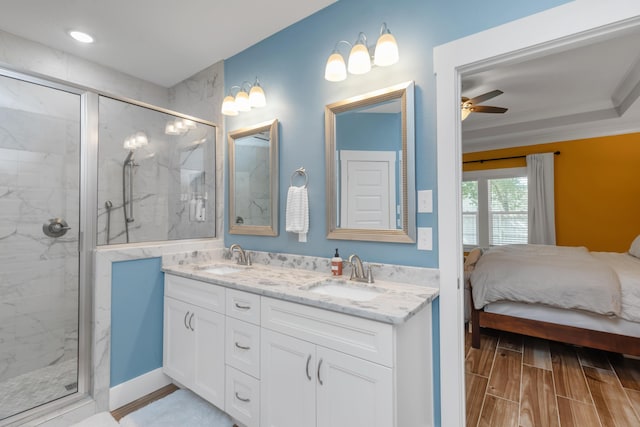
[
  {"left": 348, "top": 254, "right": 379, "bottom": 283},
  {"left": 229, "top": 243, "right": 251, "bottom": 266},
  {"left": 347, "top": 254, "right": 366, "bottom": 282}
]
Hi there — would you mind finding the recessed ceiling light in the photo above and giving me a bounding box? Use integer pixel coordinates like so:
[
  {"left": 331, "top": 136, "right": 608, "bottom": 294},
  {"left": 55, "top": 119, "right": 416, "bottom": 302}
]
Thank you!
[{"left": 68, "top": 30, "right": 94, "bottom": 44}]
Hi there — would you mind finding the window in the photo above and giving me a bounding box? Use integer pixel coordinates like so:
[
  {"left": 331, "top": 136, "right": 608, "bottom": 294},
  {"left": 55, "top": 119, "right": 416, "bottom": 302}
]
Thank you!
[{"left": 462, "top": 168, "right": 528, "bottom": 249}]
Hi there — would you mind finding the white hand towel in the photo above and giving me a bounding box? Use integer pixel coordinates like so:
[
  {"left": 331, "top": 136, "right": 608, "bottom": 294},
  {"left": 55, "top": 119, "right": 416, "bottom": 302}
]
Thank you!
[{"left": 286, "top": 185, "right": 308, "bottom": 242}]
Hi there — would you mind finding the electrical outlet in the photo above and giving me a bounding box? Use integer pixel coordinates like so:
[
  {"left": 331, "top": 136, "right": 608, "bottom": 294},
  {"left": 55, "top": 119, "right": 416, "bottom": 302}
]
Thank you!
[
  {"left": 417, "top": 227, "right": 432, "bottom": 251},
  {"left": 418, "top": 190, "right": 432, "bottom": 213}
]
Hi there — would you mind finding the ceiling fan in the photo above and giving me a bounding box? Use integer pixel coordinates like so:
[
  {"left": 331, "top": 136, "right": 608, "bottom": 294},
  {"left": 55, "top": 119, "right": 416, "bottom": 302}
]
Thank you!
[{"left": 461, "top": 89, "right": 508, "bottom": 120}]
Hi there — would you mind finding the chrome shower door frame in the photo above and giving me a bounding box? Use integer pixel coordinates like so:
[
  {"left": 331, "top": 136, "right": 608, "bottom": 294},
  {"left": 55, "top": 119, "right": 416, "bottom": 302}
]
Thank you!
[{"left": 0, "top": 68, "right": 96, "bottom": 426}]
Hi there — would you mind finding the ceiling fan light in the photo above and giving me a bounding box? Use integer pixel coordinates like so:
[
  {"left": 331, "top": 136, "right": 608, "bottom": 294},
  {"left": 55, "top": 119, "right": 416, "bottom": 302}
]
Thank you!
[
  {"left": 461, "top": 108, "right": 472, "bottom": 121},
  {"left": 325, "top": 52, "right": 347, "bottom": 81}
]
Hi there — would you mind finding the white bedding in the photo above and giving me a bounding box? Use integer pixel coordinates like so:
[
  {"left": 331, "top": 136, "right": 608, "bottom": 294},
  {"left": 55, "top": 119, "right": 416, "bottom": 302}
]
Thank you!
[
  {"left": 591, "top": 252, "right": 640, "bottom": 322},
  {"left": 470, "top": 244, "right": 622, "bottom": 316}
]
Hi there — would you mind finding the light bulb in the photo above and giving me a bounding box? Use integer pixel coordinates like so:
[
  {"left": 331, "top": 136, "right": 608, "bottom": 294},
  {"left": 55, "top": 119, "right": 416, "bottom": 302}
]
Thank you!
[
  {"left": 374, "top": 32, "right": 399, "bottom": 67},
  {"left": 182, "top": 119, "right": 197, "bottom": 130},
  {"left": 221, "top": 95, "right": 238, "bottom": 116},
  {"left": 325, "top": 52, "right": 347, "bottom": 82},
  {"left": 348, "top": 43, "right": 371, "bottom": 75},
  {"left": 68, "top": 30, "right": 94, "bottom": 44},
  {"left": 235, "top": 90, "right": 251, "bottom": 112},
  {"left": 174, "top": 119, "right": 186, "bottom": 133},
  {"left": 135, "top": 132, "right": 148, "bottom": 147},
  {"left": 249, "top": 84, "right": 266, "bottom": 108}
]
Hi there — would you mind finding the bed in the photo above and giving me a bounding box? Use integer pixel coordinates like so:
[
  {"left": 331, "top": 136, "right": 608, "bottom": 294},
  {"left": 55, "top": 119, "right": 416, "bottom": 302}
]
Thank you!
[{"left": 466, "top": 240, "right": 640, "bottom": 356}]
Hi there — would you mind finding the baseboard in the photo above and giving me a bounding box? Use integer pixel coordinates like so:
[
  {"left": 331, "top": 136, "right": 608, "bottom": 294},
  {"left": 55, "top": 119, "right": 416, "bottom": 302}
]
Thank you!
[{"left": 109, "top": 368, "right": 172, "bottom": 411}]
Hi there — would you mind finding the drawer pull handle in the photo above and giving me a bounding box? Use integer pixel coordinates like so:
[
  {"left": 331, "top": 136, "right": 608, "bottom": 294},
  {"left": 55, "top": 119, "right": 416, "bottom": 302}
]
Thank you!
[
  {"left": 188, "top": 313, "right": 195, "bottom": 331},
  {"left": 317, "top": 358, "right": 324, "bottom": 385},
  {"left": 305, "top": 355, "right": 312, "bottom": 381},
  {"left": 234, "top": 302, "right": 251, "bottom": 310},
  {"left": 235, "top": 392, "right": 250, "bottom": 403},
  {"left": 183, "top": 311, "right": 190, "bottom": 330},
  {"left": 235, "top": 342, "right": 251, "bottom": 350}
]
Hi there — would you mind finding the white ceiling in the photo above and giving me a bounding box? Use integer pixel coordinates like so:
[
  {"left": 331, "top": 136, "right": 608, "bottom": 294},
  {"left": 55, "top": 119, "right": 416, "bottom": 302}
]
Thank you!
[
  {"left": 0, "top": 0, "right": 336, "bottom": 87},
  {"left": 462, "top": 28, "right": 640, "bottom": 151}
]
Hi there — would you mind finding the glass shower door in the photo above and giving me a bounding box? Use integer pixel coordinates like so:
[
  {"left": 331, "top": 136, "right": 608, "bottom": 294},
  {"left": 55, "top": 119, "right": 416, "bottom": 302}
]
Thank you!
[{"left": 0, "top": 74, "right": 81, "bottom": 420}]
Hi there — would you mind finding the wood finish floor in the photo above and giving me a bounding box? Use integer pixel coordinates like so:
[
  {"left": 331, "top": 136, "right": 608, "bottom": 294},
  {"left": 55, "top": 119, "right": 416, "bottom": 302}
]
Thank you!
[{"left": 465, "top": 329, "right": 640, "bottom": 427}]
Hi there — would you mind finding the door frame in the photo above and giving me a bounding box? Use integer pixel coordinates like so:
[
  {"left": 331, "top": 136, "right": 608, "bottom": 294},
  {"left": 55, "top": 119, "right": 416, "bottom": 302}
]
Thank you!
[{"left": 434, "top": 1, "right": 640, "bottom": 425}]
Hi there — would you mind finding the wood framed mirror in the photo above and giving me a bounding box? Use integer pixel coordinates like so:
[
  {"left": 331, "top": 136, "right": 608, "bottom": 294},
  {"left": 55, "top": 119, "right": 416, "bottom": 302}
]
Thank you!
[
  {"left": 325, "top": 81, "right": 416, "bottom": 243},
  {"left": 228, "top": 119, "right": 279, "bottom": 236}
]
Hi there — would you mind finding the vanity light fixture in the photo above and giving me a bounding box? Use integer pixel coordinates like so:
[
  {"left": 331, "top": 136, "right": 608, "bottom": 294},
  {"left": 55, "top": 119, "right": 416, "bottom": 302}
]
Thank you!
[
  {"left": 324, "top": 22, "right": 399, "bottom": 82},
  {"left": 165, "top": 118, "right": 198, "bottom": 135},
  {"left": 123, "top": 131, "right": 148, "bottom": 150},
  {"left": 68, "top": 30, "right": 94, "bottom": 44},
  {"left": 221, "top": 77, "right": 267, "bottom": 116}
]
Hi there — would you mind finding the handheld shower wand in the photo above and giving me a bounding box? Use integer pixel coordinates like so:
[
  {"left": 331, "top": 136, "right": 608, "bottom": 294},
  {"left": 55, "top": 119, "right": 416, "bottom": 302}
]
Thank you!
[{"left": 122, "top": 150, "right": 136, "bottom": 243}]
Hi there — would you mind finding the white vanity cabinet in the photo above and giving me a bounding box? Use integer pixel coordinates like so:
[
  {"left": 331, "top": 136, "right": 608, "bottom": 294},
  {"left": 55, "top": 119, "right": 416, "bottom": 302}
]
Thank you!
[
  {"left": 163, "top": 274, "right": 226, "bottom": 409},
  {"left": 260, "top": 296, "right": 432, "bottom": 427}
]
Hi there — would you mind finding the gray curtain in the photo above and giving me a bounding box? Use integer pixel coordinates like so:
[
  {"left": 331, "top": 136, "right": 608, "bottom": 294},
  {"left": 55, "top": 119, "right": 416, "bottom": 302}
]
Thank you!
[{"left": 526, "top": 153, "right": 556, "bottom": 245}]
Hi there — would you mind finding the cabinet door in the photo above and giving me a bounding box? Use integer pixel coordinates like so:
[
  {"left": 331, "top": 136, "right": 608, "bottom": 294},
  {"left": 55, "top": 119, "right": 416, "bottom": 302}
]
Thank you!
[
  {"left": 261, "top": 329, "right": 316, "bottom": 427},
  {"left": 316, "top": 346, "right": 393, "bottom": 427},
  {"left": 163, "top": 297, "right": 195, "bottom": 385},
  {"left": 192, "top": 306, "right": 226, "bottom": 409}
]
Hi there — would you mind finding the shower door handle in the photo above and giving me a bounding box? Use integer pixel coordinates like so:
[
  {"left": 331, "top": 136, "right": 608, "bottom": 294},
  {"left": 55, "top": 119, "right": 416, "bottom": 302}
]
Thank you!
[{"left": 43, "top": 218, "right": 71, "bottom": 238}]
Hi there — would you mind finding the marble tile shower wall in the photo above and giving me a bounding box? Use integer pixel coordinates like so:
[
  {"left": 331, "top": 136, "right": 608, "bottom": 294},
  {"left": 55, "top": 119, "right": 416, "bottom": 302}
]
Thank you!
[
  {"left": 0, "top": 106, "right": 80, "bottom": 382},
  {"left": 96, "top": 96, "right": 217, "bottom": 245}
]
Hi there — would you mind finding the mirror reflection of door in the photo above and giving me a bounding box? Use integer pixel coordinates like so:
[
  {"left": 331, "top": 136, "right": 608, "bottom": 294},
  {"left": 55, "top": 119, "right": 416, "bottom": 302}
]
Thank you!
[{"left": 340, "top": 150, "right": 396, "bottom": 229}]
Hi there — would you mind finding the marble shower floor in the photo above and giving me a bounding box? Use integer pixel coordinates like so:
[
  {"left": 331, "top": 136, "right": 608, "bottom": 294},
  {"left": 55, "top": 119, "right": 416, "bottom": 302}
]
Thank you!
[{"left": 0, "top": 358, "right": 77, "bottom": 420}]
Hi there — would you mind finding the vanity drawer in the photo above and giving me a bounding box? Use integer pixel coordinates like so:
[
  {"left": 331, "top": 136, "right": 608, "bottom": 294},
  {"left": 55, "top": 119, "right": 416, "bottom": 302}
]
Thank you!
[
  {"left": 165, "top": 274, "right": 225, "bottom": 314},
  {"left": 226, "top": 317, "right": 260, "bottom": 378},
  {"left": 226, "top": 288, "right": 261, "bottom": 325},
  {"left": 261, "top": 297, "right": 393, "bottom": 367},
  {"left": 225, "top": 366, "right": 260, "bottom": 427}
]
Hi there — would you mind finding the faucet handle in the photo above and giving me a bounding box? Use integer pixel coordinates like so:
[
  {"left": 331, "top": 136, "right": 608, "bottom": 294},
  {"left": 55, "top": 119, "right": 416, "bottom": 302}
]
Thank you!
[{"left": 365, "top": 263, "right": 382, "bottom": 283}]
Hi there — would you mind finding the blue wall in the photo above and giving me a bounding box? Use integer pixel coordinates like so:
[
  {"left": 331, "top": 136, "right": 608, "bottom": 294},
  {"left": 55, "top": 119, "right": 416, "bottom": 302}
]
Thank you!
[
  {"left": 223, "top": 0, "right": 570, "bottom": 424},
  {"left": 223, "top": 0, "right": 570, "bottom": 267},
  {"left": 111, "top": 258, "right": 165, "bottom": 387}
]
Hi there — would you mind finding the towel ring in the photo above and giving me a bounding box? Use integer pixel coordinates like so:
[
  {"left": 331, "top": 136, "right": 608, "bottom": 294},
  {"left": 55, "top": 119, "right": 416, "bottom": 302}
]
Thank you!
[{"left": 290, "top": 167, "right": 308, "bottom": 188}]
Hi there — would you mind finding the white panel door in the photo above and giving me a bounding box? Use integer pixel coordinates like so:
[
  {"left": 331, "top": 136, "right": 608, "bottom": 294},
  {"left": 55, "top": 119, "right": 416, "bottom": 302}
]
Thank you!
[
  {"left": 163, "top": 297, "right": 195, "bottom": 386},
  {"left": 261, "top": 329, "right": 316, "bottom": 427},
  {"left": 192, "top": 307, "right": 226, "bottom": 409},
  {"left": 316, "top": 346, "right": 393, "bottom": 427},
  {"left": 340, "top": 150, "right": 396, "bottom": 229}
]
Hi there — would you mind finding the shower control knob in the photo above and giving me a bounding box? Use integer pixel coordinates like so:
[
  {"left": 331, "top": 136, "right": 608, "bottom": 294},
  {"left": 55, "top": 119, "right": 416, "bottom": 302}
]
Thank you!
[{"left": 43, "top": 218, "right": 71, "bottom": 238}]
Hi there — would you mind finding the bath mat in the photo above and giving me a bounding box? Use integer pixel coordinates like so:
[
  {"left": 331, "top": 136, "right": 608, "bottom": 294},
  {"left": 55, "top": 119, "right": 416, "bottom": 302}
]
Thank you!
[
  {"left": 119, "top": 389, "right": 233, "bottom": 427},
  {"left": 70, "top": 411, "right": 119, "bottom": 427}
]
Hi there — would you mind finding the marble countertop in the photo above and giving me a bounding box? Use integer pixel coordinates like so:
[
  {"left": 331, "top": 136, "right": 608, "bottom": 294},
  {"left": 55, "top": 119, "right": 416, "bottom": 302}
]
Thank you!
[{"left": 162, "top": 260, "right": 439, "bottom": 324}]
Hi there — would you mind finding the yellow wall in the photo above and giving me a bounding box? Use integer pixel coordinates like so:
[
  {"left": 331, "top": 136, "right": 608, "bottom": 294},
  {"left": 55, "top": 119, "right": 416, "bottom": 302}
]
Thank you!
[{"left": 463, "top": 133, "right": 640, "bottom": 252}]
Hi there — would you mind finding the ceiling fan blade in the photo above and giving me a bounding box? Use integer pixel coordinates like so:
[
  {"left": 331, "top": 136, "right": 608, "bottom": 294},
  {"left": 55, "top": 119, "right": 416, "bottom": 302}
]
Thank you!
[
  {"left": 472, "top": 105, "right": 508, "bottom": 114},
  {"left": 461, "top": 97, "right": 469, "bottom": 103},
  {"left": 467, "top": 89, "right": 503, "bottom": 105}
]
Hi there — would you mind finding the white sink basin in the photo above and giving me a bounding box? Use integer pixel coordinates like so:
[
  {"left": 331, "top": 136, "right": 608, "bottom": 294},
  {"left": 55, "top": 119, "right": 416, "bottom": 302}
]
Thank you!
[
  {"left": 198, "top": 264, "right": 249, "bottom": 275},
  {"left": 305, "top": 279, "right": 384, "bottom": 302}
]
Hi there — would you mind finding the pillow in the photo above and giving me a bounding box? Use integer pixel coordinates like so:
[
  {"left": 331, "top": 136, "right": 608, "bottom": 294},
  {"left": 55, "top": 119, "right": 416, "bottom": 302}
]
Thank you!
[
  {"left": 630, "top": 235, "right": 640, "bottom": 258},
  {"left": 464, "top": 247, "right": 483, "bottom": 271}
]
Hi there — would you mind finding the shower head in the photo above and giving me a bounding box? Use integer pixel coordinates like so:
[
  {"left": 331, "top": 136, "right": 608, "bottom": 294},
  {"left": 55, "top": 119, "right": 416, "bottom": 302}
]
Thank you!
[{"left": 123, "top": 150, "right": 134, "bottom": 165}]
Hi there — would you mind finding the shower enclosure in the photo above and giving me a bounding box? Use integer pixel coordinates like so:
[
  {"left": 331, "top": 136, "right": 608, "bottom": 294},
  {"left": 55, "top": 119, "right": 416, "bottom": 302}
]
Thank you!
[
  {"left": 97, "top": 96, "right": 216, "bottom": 245},
  {"left": 0, "top": 70, "right": 216, "bottom": 424},
  {"left": 0, "top": 74, "right": 82, "bottom": 421}
]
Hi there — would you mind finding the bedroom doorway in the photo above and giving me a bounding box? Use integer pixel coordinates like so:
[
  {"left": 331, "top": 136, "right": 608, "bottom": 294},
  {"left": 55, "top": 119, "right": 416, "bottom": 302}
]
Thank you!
[{"left": 434, "top": 3, "right": 640, "bottom": 426}]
